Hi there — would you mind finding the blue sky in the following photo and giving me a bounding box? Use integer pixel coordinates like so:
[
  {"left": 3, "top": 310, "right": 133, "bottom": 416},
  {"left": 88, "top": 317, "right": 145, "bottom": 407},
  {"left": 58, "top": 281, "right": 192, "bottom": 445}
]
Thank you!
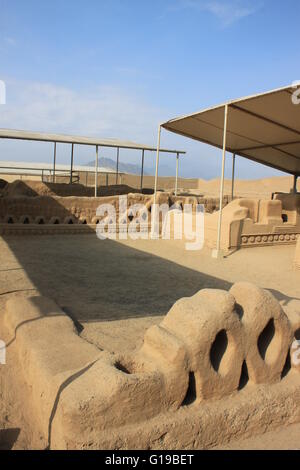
[{"left": 0, "top": 0, "right": 299, "bottom": 179}]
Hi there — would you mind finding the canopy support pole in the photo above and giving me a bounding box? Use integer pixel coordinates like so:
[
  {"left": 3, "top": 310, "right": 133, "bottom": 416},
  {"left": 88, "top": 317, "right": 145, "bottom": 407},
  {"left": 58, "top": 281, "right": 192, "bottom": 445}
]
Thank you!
[
  {"left": 95, "top": 145, "right": 99, "bottom": 197},
  {"left": 140, "top": 149, "right": 145, "bottom": 192},
  {"left": 293, "top": 175, "right": 298, "bottom": 193},
  {"left": 175, "top": 152, "right": 179, "bottom": 196},
  {"left": 154, "top": 125, "right": 161, "bottom": 202},
  {"left": 70, "top": 143, "right": 74, "bottom": 184},
  {"left": 53, "top": 142, "right": 56, "bottom": 183},
  {"left": 151, "top": 125, "right": 162, "bottom": 238},
  {"left": 212, "top": 104, "right": 229, "bottom": 259},
  {"left": 116, "top": 147, "right": 119, "bottom": 185},
  {"left": 231, "top": 153, "right": 236, "bottom": 200}
]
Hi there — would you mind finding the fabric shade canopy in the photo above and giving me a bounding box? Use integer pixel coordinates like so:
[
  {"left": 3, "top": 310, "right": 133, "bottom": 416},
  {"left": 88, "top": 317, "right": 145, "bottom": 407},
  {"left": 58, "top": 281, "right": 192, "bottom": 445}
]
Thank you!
[
  {"left": 0, "top": 128, "right": 185, "bottom": 155},
  {"left": 162, "top": 85, "right": 300, "bottom": 176},
  {"left": 0, "top": 160, "right": 118, "bottom": 174}
]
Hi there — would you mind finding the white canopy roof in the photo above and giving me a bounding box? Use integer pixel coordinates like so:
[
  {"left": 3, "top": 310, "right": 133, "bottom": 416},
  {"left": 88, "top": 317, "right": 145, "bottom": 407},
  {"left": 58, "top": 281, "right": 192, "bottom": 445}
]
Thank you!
[
  {"left": 162, "top": 84, "right": 300, "bottom": 175},
  {"left": 0, "top": 160, "right": 118, "bottom": 175},
  {"left": 0, "top": 128, "right": 185, "bottom": 155}
]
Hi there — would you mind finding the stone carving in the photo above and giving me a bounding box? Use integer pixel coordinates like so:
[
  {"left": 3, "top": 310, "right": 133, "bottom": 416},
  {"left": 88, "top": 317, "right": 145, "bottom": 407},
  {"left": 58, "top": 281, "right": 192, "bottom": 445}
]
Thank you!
[
  {"left": 3, "top": 282, "right": 299, "bottom": 449},
  {"left": 205, "top": 195, "right": 300, "bottom": 251},
  {"left": 230, "top": 283, "right": 293, "bottom": 383},
  {"left": 49, "top": 283, "right": 298, "bottom": 446},
  {"left": 159, "top": 289, "right": 244, "bottom": 400}
]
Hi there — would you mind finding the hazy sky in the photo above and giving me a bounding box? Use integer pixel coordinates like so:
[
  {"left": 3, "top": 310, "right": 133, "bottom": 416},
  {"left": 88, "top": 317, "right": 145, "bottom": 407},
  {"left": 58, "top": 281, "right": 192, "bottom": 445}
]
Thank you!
[{"left": 0, "top": 0, "right": 299, "bottom": 179}]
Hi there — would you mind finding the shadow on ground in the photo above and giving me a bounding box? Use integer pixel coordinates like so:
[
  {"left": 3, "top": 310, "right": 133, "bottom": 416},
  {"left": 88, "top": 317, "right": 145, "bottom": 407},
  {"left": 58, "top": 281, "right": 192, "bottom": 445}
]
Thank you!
[
  {"left": 0, "top": 428, "right": 20, "bottom": 450},
  {"left": 2, "top": 235, "right": 234, "bottom": 322},
  {"left": 1, "top": 232, "right": 298, "bottom": 325},
  {"left": 0, "top": 180, "right": 297, "bottom": 324},
  {"left": 0, "top": 181, "right": 234, "bottom": 323}
]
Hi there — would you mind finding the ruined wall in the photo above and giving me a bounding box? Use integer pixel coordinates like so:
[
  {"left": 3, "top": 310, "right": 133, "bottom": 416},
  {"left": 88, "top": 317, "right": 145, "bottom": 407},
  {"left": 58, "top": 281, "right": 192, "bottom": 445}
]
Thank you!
[
  {"left": 0, "top": 193, "right": 162, "bottom": 225},
  {"left": 2, "top": 283, "right": 300, "bottom": 449},
  {"left": 0, "top": 192, "right": 202, "bottom": 237},
  {"left": 0, "top": 196, "right": 103, "bottom": 225},
  {"left": 0, "top": 193, "right": 192, "bottom": 223},
  {"left": 0, "top": 180, "right": 231, "bottom": 239},
  {"left": 205, "top": 197, "right": 300, "bottom": 251}
]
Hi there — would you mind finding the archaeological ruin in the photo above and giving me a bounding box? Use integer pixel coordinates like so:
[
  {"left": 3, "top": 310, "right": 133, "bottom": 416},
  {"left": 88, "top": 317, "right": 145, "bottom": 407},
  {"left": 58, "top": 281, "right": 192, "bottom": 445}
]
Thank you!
[
  {"left": 1, "top": 283, "right": 300, "bottom": 449},
  {"left": 1, "top": 84, "right": 300, "bottom": 450}
]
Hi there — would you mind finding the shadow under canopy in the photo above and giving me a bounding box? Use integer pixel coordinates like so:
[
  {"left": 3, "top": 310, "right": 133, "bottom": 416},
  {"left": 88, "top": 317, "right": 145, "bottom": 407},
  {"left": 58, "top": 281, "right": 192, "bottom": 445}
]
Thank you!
[{"left": 2, "top": 234, "right": 232, "bottom": 323}]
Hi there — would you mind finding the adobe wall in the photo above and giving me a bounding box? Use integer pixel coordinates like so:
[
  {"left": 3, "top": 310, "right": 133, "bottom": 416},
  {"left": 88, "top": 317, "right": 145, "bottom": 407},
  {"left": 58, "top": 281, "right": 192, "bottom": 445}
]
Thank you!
[
  {"left": 0, "top": 193, "right": 162, "bottom": 225},
  {"left": 204, "top": 197, "right": 300, "bottom": 251},
  {"left": 1, "top": 283, "right": 300, "bottom": 449},
  {"left": 0, "top": 191, "right": 213, "bottom": 237}
]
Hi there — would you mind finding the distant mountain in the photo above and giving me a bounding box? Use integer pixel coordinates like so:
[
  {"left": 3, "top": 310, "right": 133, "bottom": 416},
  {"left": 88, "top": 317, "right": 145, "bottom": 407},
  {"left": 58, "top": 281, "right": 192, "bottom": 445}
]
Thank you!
[
  {"left": 84, "top": 157, "right": 175, "bottom": 177},
  {"left": 85, "top": 157, "right": 149, "bottom": 176}
]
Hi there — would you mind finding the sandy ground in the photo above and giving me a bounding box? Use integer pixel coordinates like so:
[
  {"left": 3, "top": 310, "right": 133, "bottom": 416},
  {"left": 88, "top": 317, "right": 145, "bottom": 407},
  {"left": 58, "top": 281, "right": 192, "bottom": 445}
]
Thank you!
[
  {"left": 0, "top": 234, "right": 299, "bottom": 449},
  {"left": 214, "top": 422, "right": 300, "bottom": 450}
]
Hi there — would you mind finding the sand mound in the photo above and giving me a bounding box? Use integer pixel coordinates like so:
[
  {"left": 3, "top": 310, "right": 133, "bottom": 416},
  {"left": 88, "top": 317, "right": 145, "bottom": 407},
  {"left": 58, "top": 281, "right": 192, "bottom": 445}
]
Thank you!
[
  {"left": 1, "top": 180, "right": 139, "bottom": 198},
  {"left": 195, "top": 176, "right": 297, "bottom": 198},
  {"left": 2, "top": 180, "right": 38, "bottom": 197},
  {"left": 0, "top": 179, "right": 8, "bottom": 190}
]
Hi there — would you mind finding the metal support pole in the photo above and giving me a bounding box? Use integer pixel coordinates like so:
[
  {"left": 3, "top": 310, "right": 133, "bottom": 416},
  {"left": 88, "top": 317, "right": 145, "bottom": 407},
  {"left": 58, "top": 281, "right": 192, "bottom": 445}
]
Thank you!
[
  {"left": 152, "top": 125, "right": 162, "bottom": 238},
  {"left": 231, "top": 153, "right": 236, "bottom": 201},
  {"left": 154, "top": 125, "right": 162, "bottom": 203},
  {"left": 106, "top": 173, "right": 108, "bottom": 186},
  {"left": 175, "top": 153, "right": 179, "bottom": 196},
  {"left": 53, "top": 142, "right": 57, "bottom": 183},
  {"left": 140, "top": 149, "right": 145, "bottom": 192},
  {"left": 213, "top": 104, "right": 229, "bottom": 259},
  {"left": 95, "top": 145, "right": 99, "bottom": 197},
  {"left": 70, "top": 143, "right": 74, "bottom": 184},
  {"left": 116, "top": 147, "right": 119, "bottom": 185}
]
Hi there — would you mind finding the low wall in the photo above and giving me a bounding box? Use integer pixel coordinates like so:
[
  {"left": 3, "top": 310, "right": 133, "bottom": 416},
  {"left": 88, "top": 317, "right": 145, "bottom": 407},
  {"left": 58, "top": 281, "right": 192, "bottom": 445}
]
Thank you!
[
  {"left": 0, "top": 193, "right": 165, "bottom": 226},
  {"left": 204, "top": 197, "right": 300, "bottom": 251},
  {"left": 1, "top": 283, "right": 300, "bottom": 449},
  {"left": 0, "top": 192, "right": 224, "bottom": 238}
]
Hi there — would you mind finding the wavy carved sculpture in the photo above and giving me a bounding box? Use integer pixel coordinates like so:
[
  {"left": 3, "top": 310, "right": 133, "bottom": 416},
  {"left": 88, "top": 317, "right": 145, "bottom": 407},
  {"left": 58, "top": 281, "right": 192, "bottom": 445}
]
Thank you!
[{"left": 3, "top": 282, "right": 300, "bottom": 449}]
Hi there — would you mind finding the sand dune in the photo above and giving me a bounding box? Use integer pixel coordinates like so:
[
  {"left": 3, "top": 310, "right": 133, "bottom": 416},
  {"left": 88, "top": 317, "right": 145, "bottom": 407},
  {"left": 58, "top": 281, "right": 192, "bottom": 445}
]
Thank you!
[{"left": 193, "top": 175, "right": 298, "bottom": 198}]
